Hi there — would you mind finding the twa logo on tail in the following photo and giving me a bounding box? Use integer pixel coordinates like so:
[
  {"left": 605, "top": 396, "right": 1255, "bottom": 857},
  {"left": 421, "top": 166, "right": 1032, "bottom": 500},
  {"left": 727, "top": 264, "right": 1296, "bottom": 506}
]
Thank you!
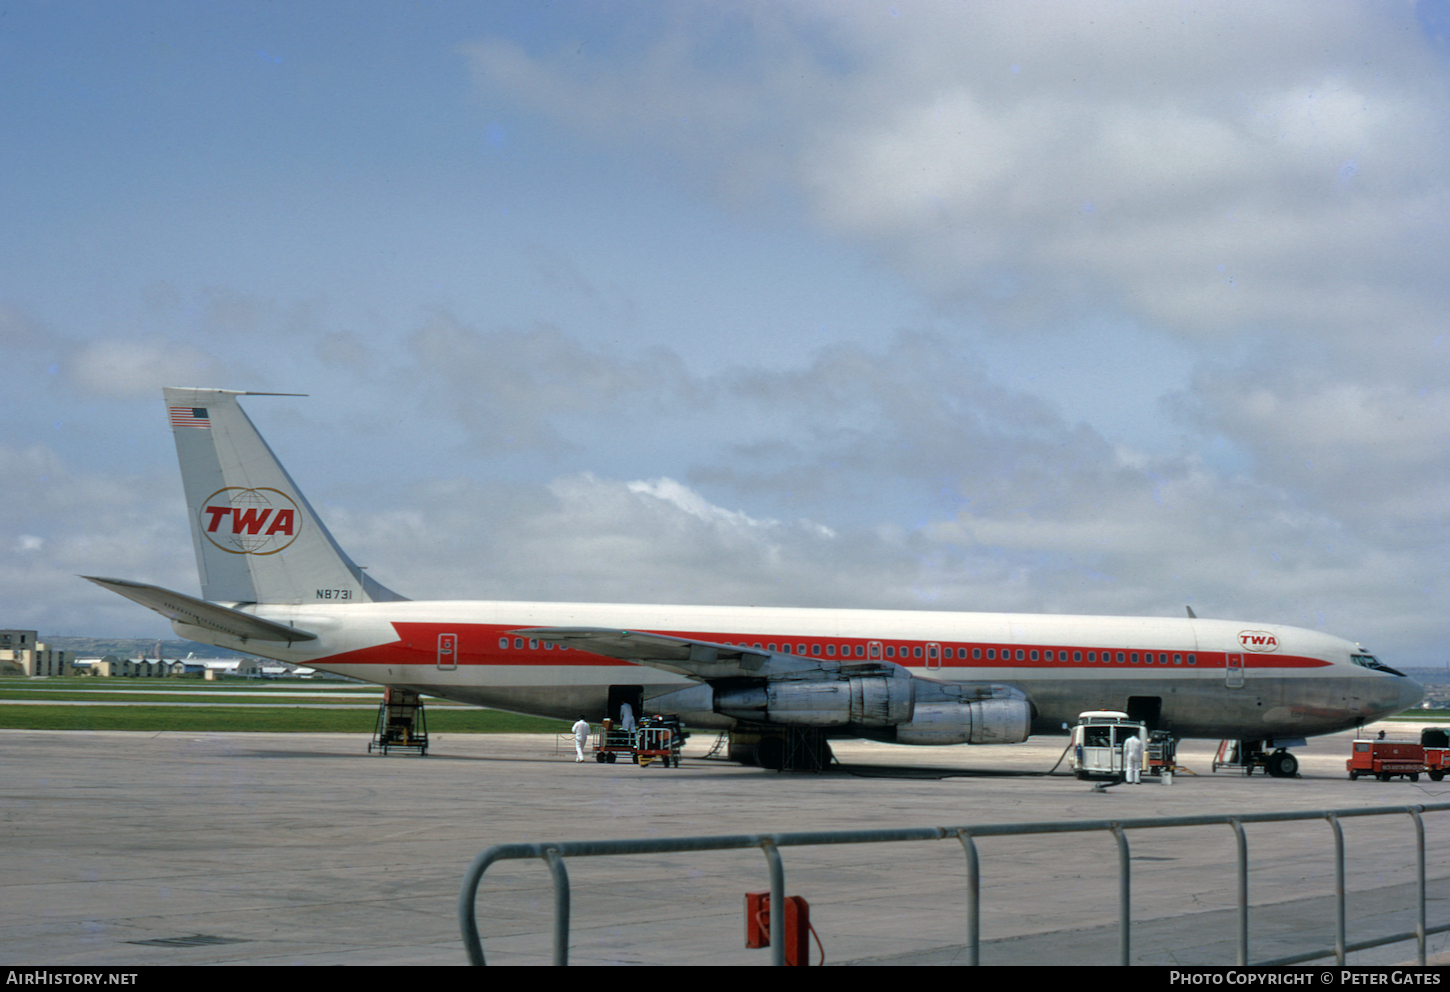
[
  {"left": 1237, "top": 630, "right": 1280, "bottom": 652},
  {"left": 200, "top": 487, "right": 301, "bottom": 555}
]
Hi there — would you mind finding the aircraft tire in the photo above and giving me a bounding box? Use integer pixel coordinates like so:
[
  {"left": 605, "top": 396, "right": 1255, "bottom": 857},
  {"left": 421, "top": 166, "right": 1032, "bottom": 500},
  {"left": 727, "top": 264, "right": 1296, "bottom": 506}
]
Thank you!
[
  {"left": 1268, "top": 751, "right": 1298, "bottom": 778},
  {"left": 757, "top": 735, "right": 786, "bottom": 770}
]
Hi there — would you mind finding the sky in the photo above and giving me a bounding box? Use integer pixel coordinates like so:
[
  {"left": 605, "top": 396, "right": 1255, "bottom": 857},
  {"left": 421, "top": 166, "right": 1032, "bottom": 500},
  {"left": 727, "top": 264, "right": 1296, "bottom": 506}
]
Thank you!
[{"left": 3, "top": 1, "right": 1449, "bottom": 668}]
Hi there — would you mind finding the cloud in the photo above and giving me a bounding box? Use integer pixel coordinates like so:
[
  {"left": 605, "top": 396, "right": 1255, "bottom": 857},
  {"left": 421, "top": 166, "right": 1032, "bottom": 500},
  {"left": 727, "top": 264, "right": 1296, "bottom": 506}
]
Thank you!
[
  {"left": 442, "top": 3, "right": 1450, "bottom": 664},
  {"left": 0, "top": 303, "right": 54, "bottom": 351},
  {"left": 0, "top": 444, "right": 192, "bottom": 636},
  {"left": 464, "top": 3, "right": 1450, "bottom": 343},
  {"left": 68, "top": 338, "right": 227, "bottom": 399},
  {"left": 405, "top": 311, "right": 695, "bottom": 454}
]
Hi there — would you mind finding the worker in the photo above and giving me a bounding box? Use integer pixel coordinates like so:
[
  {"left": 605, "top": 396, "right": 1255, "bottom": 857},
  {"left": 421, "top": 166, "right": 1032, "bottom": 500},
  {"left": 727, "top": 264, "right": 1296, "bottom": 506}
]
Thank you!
[
  {"left": 619, "top": 701, "right": 636, "bottom": 734},
  {"left": 1123, "top": 732, "right": 1144, "bottom": 784},
  {"left": 571, "top": 715, "right": 590, "bottom": 763}
]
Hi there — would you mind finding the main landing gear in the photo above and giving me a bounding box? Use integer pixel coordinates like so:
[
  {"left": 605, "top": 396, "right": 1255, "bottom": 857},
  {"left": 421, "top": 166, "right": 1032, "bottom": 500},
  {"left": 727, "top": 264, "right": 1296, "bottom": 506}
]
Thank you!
[
  {"left": 728, "top": 728, "right": 834, "bottom": 772},
  {"left": 1213, "top": 739, "right": 1299, "bottom": 778}
]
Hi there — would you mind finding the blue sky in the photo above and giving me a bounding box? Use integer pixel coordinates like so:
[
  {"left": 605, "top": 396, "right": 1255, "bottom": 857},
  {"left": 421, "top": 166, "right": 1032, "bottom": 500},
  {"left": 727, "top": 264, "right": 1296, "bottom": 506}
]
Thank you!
[{"left": 4, "top": 1, "right": 1449, "bottom": 668}]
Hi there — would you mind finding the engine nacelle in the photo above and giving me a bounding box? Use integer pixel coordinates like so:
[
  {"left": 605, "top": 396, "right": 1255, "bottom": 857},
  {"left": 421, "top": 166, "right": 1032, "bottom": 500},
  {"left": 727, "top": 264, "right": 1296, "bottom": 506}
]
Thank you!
[
  {"left": 713, "top": 676, "right": 915, "bottom": 728},
  {"left": 892, "top": 697, "right": 1033, "bottom": 745},
  {"left": 648, "top": 675, "right": 1031, "bottom": 743}
]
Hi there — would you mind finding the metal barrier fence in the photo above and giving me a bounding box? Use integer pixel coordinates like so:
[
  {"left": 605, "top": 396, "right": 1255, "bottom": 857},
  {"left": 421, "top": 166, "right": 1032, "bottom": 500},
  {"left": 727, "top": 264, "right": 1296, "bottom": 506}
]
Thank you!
[{"left": 459, "top": 801, "right": 1450, "bottom": 966}]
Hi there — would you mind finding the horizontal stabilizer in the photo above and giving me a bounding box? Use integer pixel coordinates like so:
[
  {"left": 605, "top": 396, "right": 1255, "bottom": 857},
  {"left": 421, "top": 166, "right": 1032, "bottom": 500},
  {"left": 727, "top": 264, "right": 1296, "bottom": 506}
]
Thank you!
[{"left": 83, "top": 576, "right": 317, "bottom": 643}]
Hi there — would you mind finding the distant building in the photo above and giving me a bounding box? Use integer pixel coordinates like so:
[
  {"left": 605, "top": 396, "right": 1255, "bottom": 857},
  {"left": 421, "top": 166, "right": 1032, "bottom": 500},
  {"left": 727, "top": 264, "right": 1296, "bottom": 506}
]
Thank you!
[
  {"left": 76, "top": 655, "right": 168, "bottom": 678},
  {"left": 0, "top": 629, "right": 73, "bottom": 677},
  {"left": 202, "top": 658, "right": 262, "bottom": 678}
]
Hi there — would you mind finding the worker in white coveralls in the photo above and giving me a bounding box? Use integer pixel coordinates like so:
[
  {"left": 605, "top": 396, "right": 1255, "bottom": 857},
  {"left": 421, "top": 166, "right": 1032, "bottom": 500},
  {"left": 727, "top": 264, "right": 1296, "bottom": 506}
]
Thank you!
[
  {"left": 572, "top": 715, "right": 590, "bottom": 763},
  {"left": 1123, "top": 732, "right": 1144, "bottom": 784}
]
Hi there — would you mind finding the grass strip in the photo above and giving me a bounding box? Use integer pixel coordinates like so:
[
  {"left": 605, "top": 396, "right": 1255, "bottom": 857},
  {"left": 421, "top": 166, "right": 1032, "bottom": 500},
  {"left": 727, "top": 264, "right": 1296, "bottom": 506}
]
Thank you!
[
  {"left": 0, "top": 692, "right": 392, "bottom": 705},
  {"left": 0, "top": 678, "right": 378, "bottom": 693},
  {"left": 0, "top": 704, "right": 570, "bottom": 733}
]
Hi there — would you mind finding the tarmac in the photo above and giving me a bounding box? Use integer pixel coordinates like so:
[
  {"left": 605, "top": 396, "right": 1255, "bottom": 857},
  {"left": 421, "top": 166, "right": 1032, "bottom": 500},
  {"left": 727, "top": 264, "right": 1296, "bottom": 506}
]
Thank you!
[{"left": 2, "top": 721, "right": 1448, "bottom": 967}]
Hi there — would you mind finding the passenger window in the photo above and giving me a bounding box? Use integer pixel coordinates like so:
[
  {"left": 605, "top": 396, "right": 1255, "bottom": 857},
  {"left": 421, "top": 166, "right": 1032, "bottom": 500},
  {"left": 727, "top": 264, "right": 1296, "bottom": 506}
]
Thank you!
[{"left": 499, "top": 637, "right": 508, "bottom": 649}]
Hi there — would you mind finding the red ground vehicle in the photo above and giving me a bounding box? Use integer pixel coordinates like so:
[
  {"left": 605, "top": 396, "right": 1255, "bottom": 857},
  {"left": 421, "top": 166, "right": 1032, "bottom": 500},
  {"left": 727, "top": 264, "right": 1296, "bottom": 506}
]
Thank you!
[
  {"left": 1423, "top": 728, "right": 1449, "bottom": 782},
  {"left": 1347, "top": 738, "right": 1424, "bottom": 781}
]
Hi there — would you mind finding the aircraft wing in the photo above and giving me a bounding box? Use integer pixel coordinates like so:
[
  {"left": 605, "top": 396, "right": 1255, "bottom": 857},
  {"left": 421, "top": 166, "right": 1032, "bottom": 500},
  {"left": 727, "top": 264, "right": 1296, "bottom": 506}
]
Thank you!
[
  {"left": 83, "top": 576, "right": 318, "bottom": 644},
  {"left": 514, "top": 626, "right": 900, "bottom": 681}
]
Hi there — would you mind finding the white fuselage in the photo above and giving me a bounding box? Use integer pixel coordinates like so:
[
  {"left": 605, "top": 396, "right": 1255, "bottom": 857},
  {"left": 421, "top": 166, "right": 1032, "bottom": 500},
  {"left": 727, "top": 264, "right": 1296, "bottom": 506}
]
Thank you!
[{"left": 175, "top": 599, "right": 1421, "bottom": 740}]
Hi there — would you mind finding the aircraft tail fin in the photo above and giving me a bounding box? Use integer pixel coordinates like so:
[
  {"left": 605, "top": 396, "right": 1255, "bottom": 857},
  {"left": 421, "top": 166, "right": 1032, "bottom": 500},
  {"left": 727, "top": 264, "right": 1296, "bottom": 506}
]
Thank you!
[{"left": 163, "top": 387, "right": 407, "bottom": 606}]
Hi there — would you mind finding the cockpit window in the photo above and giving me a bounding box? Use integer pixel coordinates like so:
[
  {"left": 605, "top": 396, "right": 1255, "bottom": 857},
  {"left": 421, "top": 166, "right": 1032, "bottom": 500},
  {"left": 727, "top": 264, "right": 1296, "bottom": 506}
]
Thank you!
[{"left": 1351, "top": 653, "right": 1407, "bottom": 677}]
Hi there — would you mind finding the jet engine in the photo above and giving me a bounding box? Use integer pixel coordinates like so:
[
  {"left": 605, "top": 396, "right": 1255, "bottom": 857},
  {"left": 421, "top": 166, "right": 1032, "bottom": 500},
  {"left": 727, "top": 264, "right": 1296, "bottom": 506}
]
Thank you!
[
  {"left": 646, "top": 673, "right": 1031, "bottom": 744},
  {"left": 713, "top": 675, "right": 915, "bottom": 727},
  {"left": 647, "top": 675, "right": 915, "bottom": 729},
  {"left": 889, "top": 696, "right": 1033, "bottom": 745}
]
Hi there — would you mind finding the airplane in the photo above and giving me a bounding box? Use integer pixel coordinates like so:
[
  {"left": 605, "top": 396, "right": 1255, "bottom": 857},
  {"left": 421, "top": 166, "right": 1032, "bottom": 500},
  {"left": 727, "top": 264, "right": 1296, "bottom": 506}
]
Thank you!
[{"left": 85, "top": 387, "right": 1424, "bottom": 775}]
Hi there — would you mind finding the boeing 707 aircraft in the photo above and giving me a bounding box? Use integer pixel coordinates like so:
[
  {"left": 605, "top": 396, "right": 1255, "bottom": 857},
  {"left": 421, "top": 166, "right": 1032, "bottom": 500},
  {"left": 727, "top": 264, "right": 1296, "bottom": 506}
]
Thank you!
[{"left": 86, "top": 388, "right": 1423, "bottom": 774}]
